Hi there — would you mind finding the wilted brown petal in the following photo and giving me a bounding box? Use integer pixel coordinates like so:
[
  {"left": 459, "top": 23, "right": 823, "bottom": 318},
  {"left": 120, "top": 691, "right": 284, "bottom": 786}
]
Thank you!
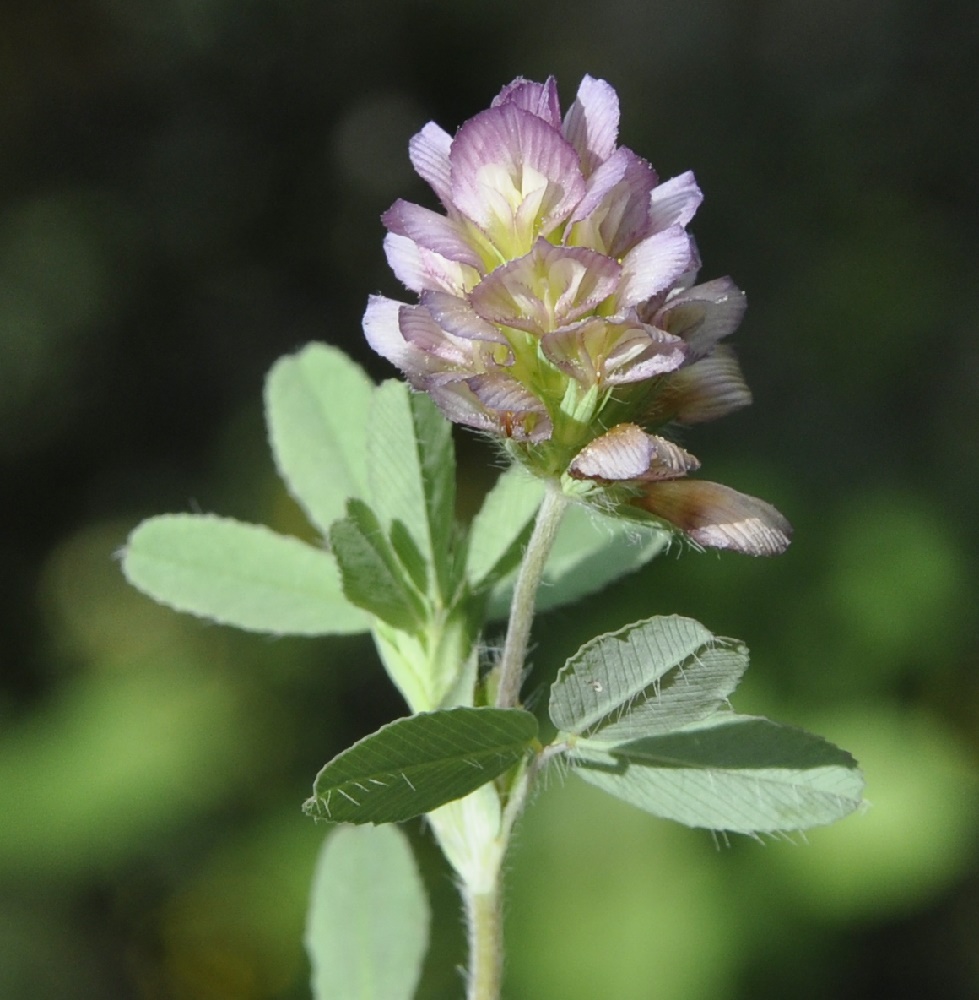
[
  {"left": 569, "top": 423, "right": 699, "bottom": 482},
  {"left": 633, "top": 480, "right": 792, "bottom": 556},
  {"left": 668, "top": 346, "right": 753, "bottom": 424}
]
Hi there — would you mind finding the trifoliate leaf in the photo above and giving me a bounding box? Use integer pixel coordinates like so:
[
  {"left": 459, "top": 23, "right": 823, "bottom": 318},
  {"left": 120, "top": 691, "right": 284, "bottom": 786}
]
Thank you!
[
  {"left": 303, "top": 708, "right": 538, "bottom": 825},
  {"left": 549, "top": 615, "right": 747, "bottom": 742},
  {"left": 122, "top": 514, "right": 369, "bottom": 635},
  {"left": 265, "top": 344, "right": 374, "bottom": 537},
  {"left": 368, "top": 382, "right": 457, "bottom": 601},
  {"left": 572, "top": 713, "right": 864, "bottom": 834},
  {"left": 306, "top": 825, "right": 429, "bottom": 1000},
  {"left": 329, "top": 499, "right": 427, "bottom": 632}
]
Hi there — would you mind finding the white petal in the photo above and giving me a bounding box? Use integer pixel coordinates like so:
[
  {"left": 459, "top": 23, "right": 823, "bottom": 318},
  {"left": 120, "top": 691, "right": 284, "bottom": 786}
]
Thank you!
[
  {"left": 420, "top": 290, "right": 509, "bottom": 344},
  {"left": 383, "top": 233, "right": 473, "bottom": 295},
  {"left": 471, "top": 240, "right": 620, "bottom": 334},
  {"left": 616, "top": 226, "right": 696, "bottom": 309},
  {"left": 566, "top": 148, "right": 657, "bottom": 257},
  {"left": 409, "top": 122, "right": 453, "bottom": 205},
  {"left": 382, "top": 199, "right": 482, "bottom": 268},
  {"left": 449, "top": 105, "right": 585, "bottom": 247},
  {"left": 363, "top": 295, "right": 436, "bottom": 377},
  {"left": 398, "top": 304, "right": 478, "bottom": 366},
  {"left": 648, "top": 171, "right": 703, "bottom": 232},
  {"left": 657, "top": 277, "right": 747, "bottom": 358},
  {"left": 562, "top": 75, "right": 620, "bottom": 176},
  {"left": 492, "top": 77, "right": 561, "bottom": 127}
]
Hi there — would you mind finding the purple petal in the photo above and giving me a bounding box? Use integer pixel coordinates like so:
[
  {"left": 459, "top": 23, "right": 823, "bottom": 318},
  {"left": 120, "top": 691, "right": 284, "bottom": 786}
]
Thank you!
[
  {"left": 667, "top": 346, "right": 752, "bottom": 424},
  {"left": 449, "top": 105, "right": 586, "bottom": 250},
  {"left": 383, "top": 233, "right": 474, "bottom": 295},
  {"left": 408, "top": 122, "right": 453, "bottom": 205},
  {"left": 648, "top": 171, "right": 703, "bottom": 233},
  {"left": 419, "top": 290, "right": 510, "bottom": 344},
  {"left": 633, "top": 480, "right": 792, "bottom": 556},
  {"left": 604, "top": 324, "right": 687, "bottom": 383},
  {"left": 492, "top": 77, "right": 562, "bottom": 128},
  {"left": 542, "top": 318, "right": 685, "bottom": 386},
  {"left": 423, "top": 379, "right": 502, "bottom": 434},
  {"left": 566, "top": 148, "right": 657, "bottom": 258},
  {"left": 363, "top": 295, "right": 440, "bottom": 378},
  {"left": 471, "top": 240, "right": 621, "bottom": 335},
  {"left": 398, "top": 303, "right": 480, "bottom": 367},
  {"left": 426, "top": 375, "right": 552, "bottom": 442},
  {"left": 562, "top": 75, "right": 620, "bottom": 177},
  {"left": 615, "top": 225, "right": 696, "bottom": 309},
  {"left": 656, "top": 277, "right": 747, "bottom": 358},
  {"left": 382, "top": 199, "right": 483, "bottom": 269}
]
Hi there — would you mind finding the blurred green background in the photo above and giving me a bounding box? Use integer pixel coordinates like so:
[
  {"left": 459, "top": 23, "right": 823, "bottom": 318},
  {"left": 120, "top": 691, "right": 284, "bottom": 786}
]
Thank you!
[{"left": 2, "top": 1, "right": 978, "bottom": 997}]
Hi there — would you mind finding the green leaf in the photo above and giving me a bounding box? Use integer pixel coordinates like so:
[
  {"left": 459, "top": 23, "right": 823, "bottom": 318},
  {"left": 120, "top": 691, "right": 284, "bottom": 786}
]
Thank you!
[
  {"left": 466, "top": 467, "right": 543, "bottom": 591},
  {"left": 329, "top": 500, "right": 427, "bottom": 632},
  {"left": 303, "top": 707, "right": 538, "bottom": 825},
  {"left": 306, "top": 825, "right": 429, "bottom": 1000},
  {"left": 549, "top": 616, "right": 747, "bottom": 742},
  {"left": 368, "top": 382, "right": 456, "bottom": 601},
  {"left": 489, "top": 502, "right": 668, "bottom": 617},
  {"left": 122, "top": 514, "right": 369, "bottom": 635},
  {"left": 265, "top": 344, "right": 374, "bottom": 537},
  {"left": 572, "top": 714, "right": 864, "bottom": 834}
]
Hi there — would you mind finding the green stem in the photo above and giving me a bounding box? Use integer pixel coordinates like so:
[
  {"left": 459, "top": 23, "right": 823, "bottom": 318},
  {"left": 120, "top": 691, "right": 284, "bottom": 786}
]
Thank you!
[
  {"left": 466, "top": 880, "right": 502, "bottom": 1000},
  {"left": 495, "top": 483, "right": 568, "bottom": 710}
]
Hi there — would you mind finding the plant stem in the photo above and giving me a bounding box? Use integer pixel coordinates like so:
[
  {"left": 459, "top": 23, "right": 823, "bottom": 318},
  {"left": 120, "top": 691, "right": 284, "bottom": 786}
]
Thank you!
[
  {"left": 495, "top": 483, "right": 568, "bottom": 710},
  {"left": 466, "top": 881, "right": 502, "bottom": 1000}
]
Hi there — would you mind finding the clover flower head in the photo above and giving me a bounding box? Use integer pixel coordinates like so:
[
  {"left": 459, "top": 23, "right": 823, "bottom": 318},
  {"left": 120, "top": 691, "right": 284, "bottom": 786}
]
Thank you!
[{"left": 364, "top": 75, "right": 790, "bottom": 556}]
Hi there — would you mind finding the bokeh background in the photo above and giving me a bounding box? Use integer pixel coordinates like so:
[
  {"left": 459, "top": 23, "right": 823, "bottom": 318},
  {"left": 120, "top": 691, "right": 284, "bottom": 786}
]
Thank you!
[{"left": 3, "top": 1, "right": 978, "bottom": 997}]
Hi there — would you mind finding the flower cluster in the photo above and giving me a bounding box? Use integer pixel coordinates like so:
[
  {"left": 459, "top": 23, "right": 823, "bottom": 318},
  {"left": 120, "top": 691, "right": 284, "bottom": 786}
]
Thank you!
[{"left": 364, "top": 75, "right": 790, "bottom": 556}]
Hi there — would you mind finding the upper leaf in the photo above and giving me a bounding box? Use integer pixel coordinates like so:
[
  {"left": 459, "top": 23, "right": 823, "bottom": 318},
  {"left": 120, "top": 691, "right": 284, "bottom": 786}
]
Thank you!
[
  {"left": 306, "top": 825, "right": 429, "bottom": 1000},
  {"left": 368, "top": 382, "right": 457, "bottom": 601},
  {"left": 549, "top": 615, "right": 747, "bottom": 742},
  {"left": 122, "top": 514, "right": 370, "bottom": 635},
  {"left": 466, "top": 466, "right": 543, "bottom": 591},
  {"left": 265, "top": 344, "right": 374, "bottom": 537},
  {"left": 572, "top": 713, "right": 865, "bottom": 834},
  {"left": 488, "top": 501, "right": 667, "bottom": 617},
  {"left": 303, "top": 707, "right": 538, "bottom": 825},
  {"left": 329, "top": 499, "right": 427, "bottom": 632}
]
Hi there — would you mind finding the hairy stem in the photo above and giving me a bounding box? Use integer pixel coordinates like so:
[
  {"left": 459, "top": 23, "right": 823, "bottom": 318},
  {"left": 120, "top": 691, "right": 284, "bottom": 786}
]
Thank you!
[
  {"left": 466, "top": 880, "right": 502, "bottom": 1000},
  {"left": 495, "top": 484, "right": 568, "bottom": 710}
]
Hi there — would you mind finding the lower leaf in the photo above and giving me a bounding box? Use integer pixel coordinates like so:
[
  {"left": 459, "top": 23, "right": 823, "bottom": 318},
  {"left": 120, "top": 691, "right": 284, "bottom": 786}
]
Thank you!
[
  {"left": 571, "top": 713, "right": 864, "bottom": 834},
  {"left": 303, "top": 707, "right": 538, "bottom": 825},
  {"left": 305, "top": 825, "right": 429, "bottom": 1000}
]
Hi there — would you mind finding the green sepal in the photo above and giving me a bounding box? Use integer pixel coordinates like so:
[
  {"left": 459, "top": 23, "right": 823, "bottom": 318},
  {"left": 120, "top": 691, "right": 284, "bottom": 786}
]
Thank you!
[{"left": 303, "top": 707, "right": 538, "bottom": 825}]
